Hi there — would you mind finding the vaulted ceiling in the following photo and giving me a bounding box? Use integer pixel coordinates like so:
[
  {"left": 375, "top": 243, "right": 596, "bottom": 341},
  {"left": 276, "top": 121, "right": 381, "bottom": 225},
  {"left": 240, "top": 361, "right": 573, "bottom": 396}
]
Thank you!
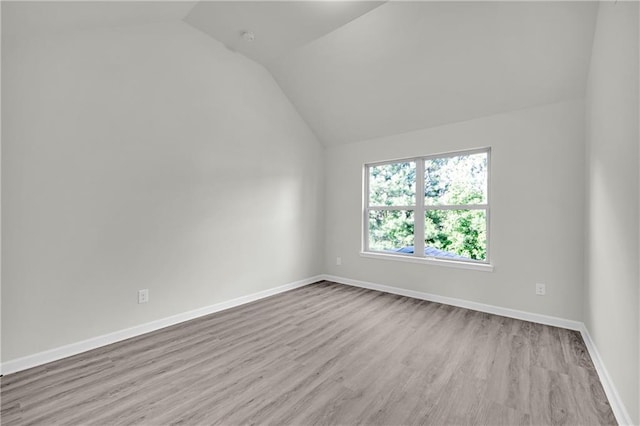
[
  {"left": 1, "top": 1, "right": 196, "bottom": 41},
  {"left": 269, "top": 2, "right": 598, "bottom": 145},
  {"left": 3, "top": 1, "right": 599, "bottom": 146},
  {"left": 184, "top": 1, "right": 385, "bottom": 67}
]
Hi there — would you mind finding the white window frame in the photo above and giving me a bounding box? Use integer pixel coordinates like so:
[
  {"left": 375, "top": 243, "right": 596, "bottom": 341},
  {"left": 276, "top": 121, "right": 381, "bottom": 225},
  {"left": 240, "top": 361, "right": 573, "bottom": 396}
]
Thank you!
[{"left": 362, "top": 147, "right": 493, "bottom": 272}]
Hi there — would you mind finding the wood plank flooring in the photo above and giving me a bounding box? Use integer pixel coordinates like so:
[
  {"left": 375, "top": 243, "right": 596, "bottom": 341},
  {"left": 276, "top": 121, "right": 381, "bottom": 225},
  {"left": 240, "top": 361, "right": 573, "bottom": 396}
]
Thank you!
[{"left": 1, "top": 281, "right": 616, "bottom": 425}]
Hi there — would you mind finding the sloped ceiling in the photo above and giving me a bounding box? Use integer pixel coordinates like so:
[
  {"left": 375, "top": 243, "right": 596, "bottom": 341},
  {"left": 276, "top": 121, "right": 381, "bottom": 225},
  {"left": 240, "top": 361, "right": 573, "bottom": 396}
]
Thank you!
[
  {"left": 268, "top": 1, "right": 599, "bottom": 145},
  {"left": 3, "top": 1, "right": 599, "bottom": 146},
  {"left": 1, "top": 1, "right": 196, "bottom": 41},
  {"left": 184, "top": 1, "right": 384, "bottom": 66},
  {"left": 185, "top": 1, "right": 597, "bottom": 145}
]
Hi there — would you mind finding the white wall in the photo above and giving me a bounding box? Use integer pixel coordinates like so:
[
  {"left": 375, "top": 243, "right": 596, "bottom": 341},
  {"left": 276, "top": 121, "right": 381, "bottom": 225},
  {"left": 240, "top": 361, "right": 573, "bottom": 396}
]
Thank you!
[
  {"left": 0, "top": 0, "right": 3, "bottom": 368},
  {"left": 325, "top": 99, "right": 585, "bottom": 320},
  {"left": 1, "top": 20, "right": 324, "bottom": 362},
  {"left": 584, "top": 2, "right": 640, "bottom": 423}
]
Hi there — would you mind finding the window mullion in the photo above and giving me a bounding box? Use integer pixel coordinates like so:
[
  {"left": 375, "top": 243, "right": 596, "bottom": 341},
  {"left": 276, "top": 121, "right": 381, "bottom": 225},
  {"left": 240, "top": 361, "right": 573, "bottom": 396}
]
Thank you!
[
  {"left": 414, "top": 159, "right": 425, "bottom": 258},
  {"left": 424, "top": 204, "right": 488, "bottom": 211},
  {"left": 368, "top": 205, "right": 415, "bottom": 211},
  {"left": 363, "top": 166, "right": 370, "bottom": 252}
]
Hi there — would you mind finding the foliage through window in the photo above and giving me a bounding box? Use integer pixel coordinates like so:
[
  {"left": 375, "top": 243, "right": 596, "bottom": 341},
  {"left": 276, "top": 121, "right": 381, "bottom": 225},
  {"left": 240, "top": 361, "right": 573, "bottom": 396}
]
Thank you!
[{"left": 365, "top": 149, "right": 489, "bottom": 263}]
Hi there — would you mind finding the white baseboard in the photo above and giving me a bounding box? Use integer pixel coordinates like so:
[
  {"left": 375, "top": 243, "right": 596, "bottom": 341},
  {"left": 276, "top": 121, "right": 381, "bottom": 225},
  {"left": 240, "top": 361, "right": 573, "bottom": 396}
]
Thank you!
[
  {"left": 321, "top": 274, "right": 582, "bottom": 330},
  {"left": 579, "top": 325, "right": 634, "bottom": 426},
  {"left": 2, "top": 273, "right": 633, "bottom": 426},
  {"left": 322, "top": 274, "right": 633, "bottom": 426},
  {"left": 0, "top": 275, "right": 323, "bottom": 376}
]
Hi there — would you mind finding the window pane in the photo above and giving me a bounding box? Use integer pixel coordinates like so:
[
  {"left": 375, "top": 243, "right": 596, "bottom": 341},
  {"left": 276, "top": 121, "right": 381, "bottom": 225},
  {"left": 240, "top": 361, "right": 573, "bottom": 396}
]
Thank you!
[
  {"left": 368, "top": 210, "right": 414, "bottom": 252},
  {"left": 425, "top": 152, "right": 487, "bottom": 206},
  {"left": 424, "top": 209, "right": 487, "bottom": 261},
  {"left": 369, "top": 162, "right": 416, "bottom": 206}
]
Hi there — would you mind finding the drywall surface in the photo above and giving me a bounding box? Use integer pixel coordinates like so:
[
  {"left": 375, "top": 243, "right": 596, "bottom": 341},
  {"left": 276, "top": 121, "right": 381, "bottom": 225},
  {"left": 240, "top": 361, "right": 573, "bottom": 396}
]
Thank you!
[
  {"left": 272, "top": 2, "right": 597, "bottom": 146},
  {"left": 0, "top": 0, "right": 3, "bottom": 369},
  {"left": 325, "top": 99, "right": 585, "bottom": 320},
  {"left": 584, "top": 2, "right": 640, "bottom": 423},
  {"left": 1, "top": 20, "right": 324, "bottom": 362}
]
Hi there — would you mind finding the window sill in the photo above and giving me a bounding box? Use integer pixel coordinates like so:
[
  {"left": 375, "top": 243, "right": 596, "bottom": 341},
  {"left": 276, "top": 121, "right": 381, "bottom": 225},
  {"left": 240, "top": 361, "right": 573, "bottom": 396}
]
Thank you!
[{"left": 359, "top": 251, "right": 495, "bottom": 272}]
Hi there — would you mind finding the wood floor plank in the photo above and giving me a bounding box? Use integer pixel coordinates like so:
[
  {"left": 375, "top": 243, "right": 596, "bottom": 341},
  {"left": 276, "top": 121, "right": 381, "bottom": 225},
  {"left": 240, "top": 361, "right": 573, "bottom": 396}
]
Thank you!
[
  {"left": 473, "top": 400, "right": 531, "bottom": 426},
  {"left": 1, "top": 281, "right": 617, "bottom": 425}
]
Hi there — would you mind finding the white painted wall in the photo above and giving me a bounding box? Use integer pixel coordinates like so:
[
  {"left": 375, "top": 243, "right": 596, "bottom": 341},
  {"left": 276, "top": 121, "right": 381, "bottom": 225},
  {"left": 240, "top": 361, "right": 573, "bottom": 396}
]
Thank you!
[
  {"left": 325, "top": 100, "right": 585, "bottom": 320},
  {"left": 1, "top": 20, "right": 324, "bottom": 362},
  {"left": 0, "top": 0, "right": 3, "bottom": 369},
  {"left": 584, "top": 2, "right": 640, "bottom": 423}
]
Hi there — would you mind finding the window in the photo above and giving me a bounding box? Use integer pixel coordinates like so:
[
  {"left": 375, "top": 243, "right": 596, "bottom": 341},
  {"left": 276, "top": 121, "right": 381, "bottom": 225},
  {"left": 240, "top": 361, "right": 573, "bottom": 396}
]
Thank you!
[{"left": 363, "top": 148, "right": 490, "bottom": 268}]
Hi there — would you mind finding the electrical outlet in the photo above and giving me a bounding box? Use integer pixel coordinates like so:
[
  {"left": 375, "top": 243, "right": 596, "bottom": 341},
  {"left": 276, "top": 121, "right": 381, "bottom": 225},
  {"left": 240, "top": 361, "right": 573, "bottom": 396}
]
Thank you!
[
  {"left": 535, "top": 283, "right": 546, "bottom": 296},
  {"left": 138, "top": 289, "right": 149, "bottom": 304},
  {"left": 336, "top": 257, "right": 342, "bottom": 266}
]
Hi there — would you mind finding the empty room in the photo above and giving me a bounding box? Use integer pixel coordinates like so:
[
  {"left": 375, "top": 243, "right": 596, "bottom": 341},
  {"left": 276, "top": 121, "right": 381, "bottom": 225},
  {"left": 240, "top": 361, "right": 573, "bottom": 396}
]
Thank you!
[{"left": 1, "top": 0, "right": 639, "bottom": 425}]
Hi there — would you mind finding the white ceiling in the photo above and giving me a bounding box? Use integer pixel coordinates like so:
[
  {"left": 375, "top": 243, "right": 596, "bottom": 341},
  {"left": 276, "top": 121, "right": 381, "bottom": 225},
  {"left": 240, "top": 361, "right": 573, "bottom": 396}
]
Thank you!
[
  {"left": 3, "top": 1, "right": 599, "bottom": 146},
  {"left": 1, "top": 1, "right": 196, "bottom": 41},
  {"left": 269, "top": 1, "right": 599, "bottom": 145},
  {"left": 184, "top": 1, "right": 384, "bottom": 67}
]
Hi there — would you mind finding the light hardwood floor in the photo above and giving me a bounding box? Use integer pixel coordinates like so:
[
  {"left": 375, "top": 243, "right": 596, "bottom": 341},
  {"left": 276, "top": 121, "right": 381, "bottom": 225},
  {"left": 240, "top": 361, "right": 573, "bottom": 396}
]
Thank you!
[{"left": 1, "top": 281, "right": 616, "bottom": 425}]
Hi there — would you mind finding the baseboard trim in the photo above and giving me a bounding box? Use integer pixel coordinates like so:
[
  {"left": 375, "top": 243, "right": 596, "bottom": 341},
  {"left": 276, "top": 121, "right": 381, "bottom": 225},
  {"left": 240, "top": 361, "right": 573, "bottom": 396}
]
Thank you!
[
  {"left": 322, "top": 274, "right": 582, "bottom": 330},
  {"left": 0, "top": 275, "right": 322, "bottom": 376},
  {"left": 322, "top": 274, "right": 633, "bottom": 426},
  {"left": 579, "top": 325, "right": 634, "bottom": 426},
  {"left": 2, "top": 274, "right": 633, "bottom": 426}
]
